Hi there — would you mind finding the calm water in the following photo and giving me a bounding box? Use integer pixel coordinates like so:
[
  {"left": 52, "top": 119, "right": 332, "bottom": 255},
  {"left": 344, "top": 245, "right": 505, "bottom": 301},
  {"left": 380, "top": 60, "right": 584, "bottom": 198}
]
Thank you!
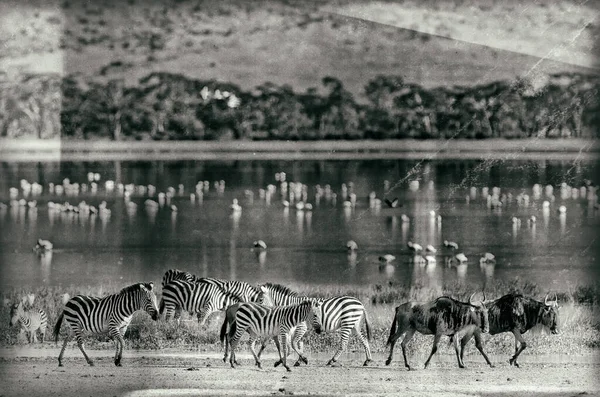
[{"left": 0, "top": 158, "right": 599, "bottom": 292}]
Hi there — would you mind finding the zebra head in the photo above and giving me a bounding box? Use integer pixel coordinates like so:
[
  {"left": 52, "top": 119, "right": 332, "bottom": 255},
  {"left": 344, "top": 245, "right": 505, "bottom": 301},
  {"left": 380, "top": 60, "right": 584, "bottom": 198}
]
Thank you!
[
  {"left": 310, "top": 300, "right": 324, "bottom": 334},
  {"left": 9, "top": 302, "right": 23, "bottom": 327},
  {"left": 140, "top": 282, "right": 159, "bottom": 321},
  {"left": 258, "top": 285, "right": 276, "bottom": 306}
]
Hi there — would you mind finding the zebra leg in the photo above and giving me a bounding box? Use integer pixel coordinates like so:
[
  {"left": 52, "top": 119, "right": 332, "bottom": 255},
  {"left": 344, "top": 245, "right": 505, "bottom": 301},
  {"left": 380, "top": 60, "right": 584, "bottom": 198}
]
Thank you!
[
  {"left": 75, "top": 334, "right": 94, "bottom": 366},
  {"left": 354, "top": 325, "right": 372, "bottom": 366},
  {"left": 249, "top": 337, "right": 262, "bottom": 368},
  {"left": 400, "top": 329, "right": 416, "bottom": 370},
  {"left": 40, "top": 325, "right": 47, "bottom": 344},
  {"left": 58, "top": 335, "right": 70, "bottom": 367},
  {"left": 326, "top": 327, "right": 351, "bottom": 366},
  {"left": 292, "top": 323, "right": 308, "bottom": 366},
  {"left": 113, "top": 326, "right": 127, "bottom": 367},
  {"left": 229, "top": 336, "right": 239, "bottom": 369},
  {"left": 31, "top": 329, "right": 39, "bottom": 344},
  {"left": 279, "top": 333, "right": 291, "bottom": 372}
]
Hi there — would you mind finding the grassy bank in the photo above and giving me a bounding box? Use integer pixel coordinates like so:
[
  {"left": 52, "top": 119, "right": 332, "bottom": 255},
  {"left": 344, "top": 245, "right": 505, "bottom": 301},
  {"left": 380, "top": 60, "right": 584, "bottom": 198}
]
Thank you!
[{"left": 1, "top": 279, "right": 599, "bottom": 359}]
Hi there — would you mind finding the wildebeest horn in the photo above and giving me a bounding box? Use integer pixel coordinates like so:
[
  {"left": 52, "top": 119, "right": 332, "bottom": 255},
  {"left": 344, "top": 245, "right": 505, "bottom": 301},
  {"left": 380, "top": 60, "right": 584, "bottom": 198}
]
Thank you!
[
  {"left": 469, "top": 292, "right": 476, "bottom": 305},
  {"left": 482, "top": 290, "right": 487, "bottom": 302},
  {"left": 544, "top": 293, "right": 550, "bottom": 306}
]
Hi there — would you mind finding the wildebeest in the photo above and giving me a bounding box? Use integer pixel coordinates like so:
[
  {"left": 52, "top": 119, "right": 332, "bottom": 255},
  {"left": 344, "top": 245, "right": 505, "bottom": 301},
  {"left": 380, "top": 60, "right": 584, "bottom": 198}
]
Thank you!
[
  {"left": 453, "top": 293, "right": 559, "bottom": 367},
  {"left": 385, "top": 293, "right": 491, "bottom": 370}
]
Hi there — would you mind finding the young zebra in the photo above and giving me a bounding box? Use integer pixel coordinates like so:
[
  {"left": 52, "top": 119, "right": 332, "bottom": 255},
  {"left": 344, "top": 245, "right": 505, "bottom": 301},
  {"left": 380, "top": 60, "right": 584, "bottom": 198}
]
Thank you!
[
  {"left": 228, "top": 300, "right": 322, "bottom": 372},
  {"left": 9, "top": 302, "right": 48, "bottom": 343},
  {"left": 53, "top": 282, "right": 159, "bottom": 367},
  {"left": 259, "top": 283, "right": 373, "bottom": 367},
  {"left": 160, "top": 279, "right": 243, "bottom": 325}
]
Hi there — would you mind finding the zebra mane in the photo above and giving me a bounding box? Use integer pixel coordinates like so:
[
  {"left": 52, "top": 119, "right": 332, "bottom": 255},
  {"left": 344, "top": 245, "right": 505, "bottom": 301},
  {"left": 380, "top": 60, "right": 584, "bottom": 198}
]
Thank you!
[
  {"left": 119, "top": 282, "right": 153, "bottom": 295},
  {"left": 261, "top": 283, "right": 298, "bottom": 297}
]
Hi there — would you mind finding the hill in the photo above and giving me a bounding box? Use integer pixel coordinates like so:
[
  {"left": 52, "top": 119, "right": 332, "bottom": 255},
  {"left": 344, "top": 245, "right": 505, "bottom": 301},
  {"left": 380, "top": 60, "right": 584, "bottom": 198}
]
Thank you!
[{"left": 1, "top": 0, "right": 598, "bottom": 98}]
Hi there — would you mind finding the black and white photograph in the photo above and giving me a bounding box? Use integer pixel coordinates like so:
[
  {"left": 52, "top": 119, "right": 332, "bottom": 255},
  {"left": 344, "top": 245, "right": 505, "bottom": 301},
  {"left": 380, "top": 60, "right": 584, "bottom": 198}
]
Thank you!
[{"left": 0, "top": 0, "right": 599, "bottom": 396}]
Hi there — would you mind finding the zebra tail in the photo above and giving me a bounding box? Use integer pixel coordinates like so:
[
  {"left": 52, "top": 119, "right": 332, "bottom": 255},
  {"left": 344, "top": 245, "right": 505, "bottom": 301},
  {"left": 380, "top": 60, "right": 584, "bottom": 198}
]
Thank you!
[
  {"left": 159, "top": 298, "right": 165, "bottom": 315},
  {"left": 228, "top": 318, "right": 237, "bottom": 341},
  {"left": 53, "top": 312, "right": 64, "bottom": 344},
  {"left": 385, "top": 307, "right": 399, "bottom": 347},
  {"left": 363, "top": 308, "right": 372, "bottom": 341},
  {"left": 219, "top": 315, "right": 229, "bottom": 346}
]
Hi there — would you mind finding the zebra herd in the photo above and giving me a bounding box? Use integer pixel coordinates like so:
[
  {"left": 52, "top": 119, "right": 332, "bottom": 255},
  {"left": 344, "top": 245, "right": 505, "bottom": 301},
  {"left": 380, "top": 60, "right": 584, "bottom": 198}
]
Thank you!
[{"left": 7, "top": 268, "right": 559, "bottom": 372}]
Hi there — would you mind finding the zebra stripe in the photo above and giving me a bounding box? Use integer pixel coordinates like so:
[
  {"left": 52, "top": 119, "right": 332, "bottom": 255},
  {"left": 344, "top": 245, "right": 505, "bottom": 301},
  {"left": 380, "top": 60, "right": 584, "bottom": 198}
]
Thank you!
[
  {"left": 53, "top": 282, "right": 159, "bottom": 367},
  {"left": 9, "top": 302, "right": 48, "bottom": 343},
  {"left": 228, "top": 300, "right": 319, "bottom": 372},
  {"left": 259, "top": 283, "right": 373, "bottom": 366},
  {"left": 199, "top": 277, "right": 261, "bottom": 303},
  {"left": 160, "top": 280, "right": 242, "bottom": 325},
  {"left": 161, "top": 269, "right": 200, "bottom": 320},
  {"left": 161, "top": 269, "right": 198, "bottom": 288}
]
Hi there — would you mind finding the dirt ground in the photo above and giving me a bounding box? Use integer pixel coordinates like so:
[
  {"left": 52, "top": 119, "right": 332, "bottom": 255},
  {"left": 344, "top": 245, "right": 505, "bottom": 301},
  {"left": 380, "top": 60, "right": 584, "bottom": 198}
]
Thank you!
[{"left": 0, "top": 348, "right": 598, "bottom": 397}]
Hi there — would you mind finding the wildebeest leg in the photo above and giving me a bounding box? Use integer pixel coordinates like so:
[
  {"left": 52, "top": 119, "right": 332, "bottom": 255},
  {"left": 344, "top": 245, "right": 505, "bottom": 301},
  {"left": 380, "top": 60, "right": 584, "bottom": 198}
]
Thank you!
[
  {"left": 453, "top": 333, "right": 465, "bottom": 368},
  {"left": 385, "top": 316, "right": 408, "bottom": 366},
  {"left": 424, "top": 333, "right": 442, "bottom": 369},
  {"left": 400, "top": 329, "right": 416, "bottom": 370},
  {"left": 473, "top": 331, "right": 494, "bottom": 368},
  {"left": 459, "top": 332, "right": 474, "bottom": 363},
  {"left": 509, "top": 330, "right": 527, "bottom": 367}
]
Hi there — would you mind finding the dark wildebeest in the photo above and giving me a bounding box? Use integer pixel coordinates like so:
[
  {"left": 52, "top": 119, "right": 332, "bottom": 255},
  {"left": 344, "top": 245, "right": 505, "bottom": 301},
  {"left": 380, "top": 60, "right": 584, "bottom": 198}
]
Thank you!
[
  {"left": 453, "top": 293, "right": 559, "bottom": 367},
  {"left": 385, "top": 293, "right": 491, "bottom": 370}
]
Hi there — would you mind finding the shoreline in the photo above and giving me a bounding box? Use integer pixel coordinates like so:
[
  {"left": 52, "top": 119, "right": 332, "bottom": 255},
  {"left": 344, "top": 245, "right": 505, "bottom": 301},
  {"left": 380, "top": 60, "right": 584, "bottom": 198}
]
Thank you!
[{"left": 1, "top": 138, "right": 599, "bottom": 162}]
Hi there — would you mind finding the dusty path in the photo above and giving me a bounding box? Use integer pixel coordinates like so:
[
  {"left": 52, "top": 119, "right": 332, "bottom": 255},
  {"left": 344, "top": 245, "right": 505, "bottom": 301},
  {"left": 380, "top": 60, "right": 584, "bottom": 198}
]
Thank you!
[{"left": 0, "top": 348, "right": 598, "bottom": 397}]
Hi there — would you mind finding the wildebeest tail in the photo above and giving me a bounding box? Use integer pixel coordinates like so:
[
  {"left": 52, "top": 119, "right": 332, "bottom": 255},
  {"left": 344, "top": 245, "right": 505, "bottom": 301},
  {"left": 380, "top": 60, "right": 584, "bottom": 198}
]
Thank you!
[
  {"left": 219, "top": 316, "right": 229, "bottom": 346},
  {"left": 53, "top": 312, "right": 64, "bottom": 344},
  {"left": 363, "top": 308, "right": 372, "bottom": 341},
  {"left": 386, "top": 306, "right": 400, "bottom": 347}
]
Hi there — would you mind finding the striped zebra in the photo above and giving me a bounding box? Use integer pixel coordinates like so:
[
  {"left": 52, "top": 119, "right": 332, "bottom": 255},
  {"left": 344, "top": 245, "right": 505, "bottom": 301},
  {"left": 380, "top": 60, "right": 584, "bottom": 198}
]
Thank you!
[
  {"left": 259, "top": 283, "right": 373, "bottom": 367},
  {"left": 160, "top": 280, "right": 243, "bottom": 325},
  {"left": 9, "top": 302, "right": 48, "bottom": 343},
  {"left": 162, "top": 269, "right": 198, "bottom": 288},
  {"left": 228, "top": 300, "right": 321, "bottom": 372},
  {"left": 53, "top": 282, "right": 159, "bottom": 367},
  {"left": 198, "top": 277, "right": 261, "bottom": 303},
  {"left": 161, "top": 269, "right": 199, "bottom": 320}
]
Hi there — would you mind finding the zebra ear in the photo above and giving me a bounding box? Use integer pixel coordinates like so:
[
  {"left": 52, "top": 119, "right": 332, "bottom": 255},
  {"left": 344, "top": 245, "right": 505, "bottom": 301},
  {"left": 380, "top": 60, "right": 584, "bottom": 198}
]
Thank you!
[
  {"left": 27, "top": 293, "right": 35, "bottom": 306},
  {"left": 147, "top": 282, "right": 154, "bottom": 291},
  {"left": 62, "top": 293, "right": 70, "bottom": 305},
  {"left": 21, "top": 296, "right": 28, "bottom": 305},
  {"left": 260, "top": 285, "right": 267, "bottom": 293}
]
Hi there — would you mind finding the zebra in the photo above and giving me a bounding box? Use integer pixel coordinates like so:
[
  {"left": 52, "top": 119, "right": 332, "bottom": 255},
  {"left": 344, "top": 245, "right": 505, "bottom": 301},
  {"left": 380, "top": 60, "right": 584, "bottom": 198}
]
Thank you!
[
  {"left": 9, "top": 302, "right": 48, "bottom": 343},
  {"left": 160, "top": 279, "right": 243, "bottom": 325},
  {"left": 259, "top": 283, "right": 373, "bottom": 367},
  {"left": 198, "top": 277, "right": 261, "bottom": 304},
  {"left": 228, "top": 300, "right": 322, "bottom": 372},
  {"left": 161, "top": 269, "right": 198, "bottom": 288},
  {"left": 53, "top": 282, "right": 159, "bottom": 367},
  {"left": 161, "top": 269, "right": 199, "bottom": 320}
]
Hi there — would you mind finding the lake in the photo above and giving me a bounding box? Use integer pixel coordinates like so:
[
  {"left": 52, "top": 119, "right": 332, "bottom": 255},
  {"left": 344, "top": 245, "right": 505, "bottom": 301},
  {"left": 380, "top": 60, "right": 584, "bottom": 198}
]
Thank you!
[{"left": 0, "top": 158, "right": 599, "bottom": 292}]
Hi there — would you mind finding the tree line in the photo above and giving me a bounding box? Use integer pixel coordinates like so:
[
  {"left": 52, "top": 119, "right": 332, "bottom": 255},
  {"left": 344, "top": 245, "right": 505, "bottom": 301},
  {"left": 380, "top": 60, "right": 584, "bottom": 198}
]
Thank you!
[{"left": 0, "top": 71, "right": 598, "bottom": 140}]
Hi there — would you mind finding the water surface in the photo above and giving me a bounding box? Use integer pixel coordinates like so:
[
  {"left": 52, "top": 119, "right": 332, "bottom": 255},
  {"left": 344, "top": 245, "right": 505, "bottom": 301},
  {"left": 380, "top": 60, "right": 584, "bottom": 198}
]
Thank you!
[{"left": 1, "top": 158, "right": 598, "bottom": 292}]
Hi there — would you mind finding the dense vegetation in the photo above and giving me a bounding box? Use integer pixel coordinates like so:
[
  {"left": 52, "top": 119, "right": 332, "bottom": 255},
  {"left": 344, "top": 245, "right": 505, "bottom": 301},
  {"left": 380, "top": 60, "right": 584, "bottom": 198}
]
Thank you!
[{"left": 0, "top": 71, "right": 598, "bottom": 141}]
